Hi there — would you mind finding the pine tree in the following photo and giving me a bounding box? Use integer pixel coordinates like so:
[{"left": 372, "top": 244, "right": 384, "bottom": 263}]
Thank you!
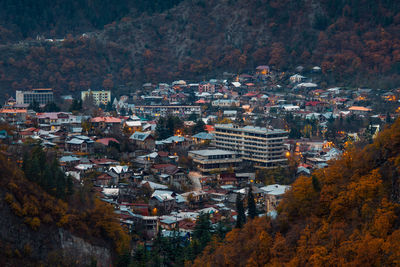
[
  {"left": 247, "top": 186, "right": 257, "bottom": 219},
  {"left": 312, "top": 175, "right": 321, "bottom": 192},
  {"left": 193, "top": 213, "right": 212, "bottom": 249},
  {"left": 236, "top": 193, "right": 246, "bottom": 228}
]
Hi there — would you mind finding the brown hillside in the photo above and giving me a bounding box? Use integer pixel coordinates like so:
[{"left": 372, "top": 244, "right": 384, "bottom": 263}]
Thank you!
[
  {"left": 0, "top": 0, "right": 399, "bottom": 98},
  {"left": 193, "top": 118, "right": 400, "bottom": 266}
]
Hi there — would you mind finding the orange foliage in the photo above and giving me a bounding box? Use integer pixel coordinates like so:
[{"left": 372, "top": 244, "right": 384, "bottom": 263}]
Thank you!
[{"left": 195, "top": 118, "right": 400, "bottom": 266}]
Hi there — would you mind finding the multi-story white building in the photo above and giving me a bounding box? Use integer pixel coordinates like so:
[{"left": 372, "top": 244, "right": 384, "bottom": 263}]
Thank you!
[
  {"left": 16, "top": 88, "right": 54, "bottom": 105},
  {"left": 188, "top": 149, "right": 242, "bottom": 174},
  {"left": 213, "top": 124, "right": 288, "bottom": 168},
  {"left": 81, "top": 89, "right": 111, "bottom": 105},
  {"left": 133, "top": 105, "right": 201, "bottom": 117}
]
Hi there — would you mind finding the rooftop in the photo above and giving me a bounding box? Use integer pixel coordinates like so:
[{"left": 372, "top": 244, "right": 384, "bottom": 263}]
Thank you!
[
  {"left": 189, "top": 149, "right": 237, "bottom": 157},
  {"left": 214, "top": 124, "right": 287, "bottom": 134}
]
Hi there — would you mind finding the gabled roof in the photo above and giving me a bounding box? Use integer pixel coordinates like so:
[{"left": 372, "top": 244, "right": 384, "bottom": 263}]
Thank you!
[
  {"left": 192, "top": 132, "right": 214, "bottom": 140},
  {"left": 90, "top": 117, "right": 121, "bottom": 123},
  {"left": 96, "top": 138, "right": 120, "bottom": 146},
  {"left": 260, "top": 184, "right": 291, "bottom": 195},
  {"left": 109, "top": 165, "right": 129, "bottom": 174},
  {"left": 125, "top": 120, "right": 142, "bottom": 127},
  {"left": 129, "top": 131, "right": 152, "bottom": 141}
]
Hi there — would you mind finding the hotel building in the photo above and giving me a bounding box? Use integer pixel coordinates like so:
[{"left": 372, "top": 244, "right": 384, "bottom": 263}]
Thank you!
[
  {"left": 213, "top": 124, "right": 288, "bottom": 168},
  {"left": 16, "top": 88, "right": 54, "bottom": 105}
]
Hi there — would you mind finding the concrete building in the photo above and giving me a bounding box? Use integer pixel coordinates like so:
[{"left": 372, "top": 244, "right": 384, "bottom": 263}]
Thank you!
[
  {"left": 81, "top": 89, "right": 111, "bottom": 105},
  {"left": 133, "top": 105, "right": 201, "bottom": 117},
  {"left": 188, "top": 149, "right": 242, "bottom": 174},
  {"left": 213, "top": 124, "right": 288, "bottom": 168},
  {"left": 16, "top": 88, "right": 54, "bottom": 105}
]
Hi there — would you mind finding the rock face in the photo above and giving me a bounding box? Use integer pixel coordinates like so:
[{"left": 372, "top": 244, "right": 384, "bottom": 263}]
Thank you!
[
  {"left": 58, "top": 229, "right": 112, "bottom": 267},
  {"left": 0, "top": 199, "right": 112, "bottom": 266}
]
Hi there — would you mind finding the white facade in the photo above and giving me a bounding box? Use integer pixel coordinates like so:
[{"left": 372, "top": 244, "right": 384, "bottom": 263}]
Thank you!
[{"left": 213, "top": 124, "right": 288, "bottom": 168}]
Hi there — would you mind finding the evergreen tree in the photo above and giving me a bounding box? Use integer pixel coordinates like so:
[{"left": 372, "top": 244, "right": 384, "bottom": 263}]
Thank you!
[
  {"left": 155, "top": 117, "right": 169, "bottom": 139},
  {"left": 235, "top": 193, "right": 246, "bottom": 228},
  {"left": 28, "top": 100, "right": 41, "bottom": 112},
  {"left": 69, "top": 99, "right": 82, "bottom": 112},
  {"left": 193, "top": 213, "right": 212, "bottom": 249},
  {"left": 43, "top": 102, "right": 60, "bottom": 112},
  {"left": 192, "top": 119, "right": 205, "bottom": 134},
  {"left": 312, "top": 175, "right": 321, "bottom": 192},
  {"left": 247, "top": 186, "right": 257, "bottom": 219}
]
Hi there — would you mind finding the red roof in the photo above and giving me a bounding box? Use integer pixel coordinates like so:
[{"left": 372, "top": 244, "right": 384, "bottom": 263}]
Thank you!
[
  {"left": 158, "top": 151, "right": 169, "bottom": 157},
  {"left": 243, "top": 92, "right": 259, "bottom": 97},
  {"left": 205, "top": 125, "right": 214, "bottom": 133},
  {"left": 306, "top": 101, "right": 324, "bottom": 106},
  {"left": 91, "top": 117, "right": 121, "bottom": 123},
  {"left": 97, "top": 173, "right": 112, "bottom": 180},
  {"left": 96, "top": 138, "right": 120, "bottom": 146}
]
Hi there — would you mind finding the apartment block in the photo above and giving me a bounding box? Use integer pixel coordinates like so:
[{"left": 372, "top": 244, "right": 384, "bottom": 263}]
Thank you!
[
  {"left": 213, "top": 124, "right": 288, "bottom": 168},
  {"left": 81, "top": 89, "right": 111, "bottom": 105},
  {"left": 188, "top": 149, "right": 242, "bottom": 174},
  {"left": 133, "top": 105, "right": 201, "bottom": 117}
]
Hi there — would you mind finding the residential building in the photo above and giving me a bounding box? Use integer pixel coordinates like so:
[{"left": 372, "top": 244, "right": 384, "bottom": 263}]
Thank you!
[
  {"left": 188, "top": 149, "right": 242, "bottom": 174},
  {"left": 16, "top": 88, "right": 54, "bottom": 105},
  {"left": 213, "top": 124, "right": 288, "bottom": 168},
  {"left": 129, "top": 132, "right": 155, "bottom": 150},
  {"left": 133, "top": 105, "right": 201, "bottom": 117},
  {"left": 260, "top": 184, "right": 291, "bottom": 212},
  {"left": 81, "top": 89, "right": 111, "bottom": 105}
]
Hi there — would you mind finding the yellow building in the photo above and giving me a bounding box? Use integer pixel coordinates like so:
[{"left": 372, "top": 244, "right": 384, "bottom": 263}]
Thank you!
[{"left": 81, "top": 89, "right": 111, "bottom": 105}]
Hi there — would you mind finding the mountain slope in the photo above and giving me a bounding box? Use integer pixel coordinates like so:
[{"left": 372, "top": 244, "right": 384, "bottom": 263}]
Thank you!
[
  {"left": 0, "top": 152, "right": 129, "bottom": 266},
  {"left": 193, "top": 119, "right": 400, "bottom": 266},
  {"left": 0, "top": 0, "right": 399, "bottom": 98}
]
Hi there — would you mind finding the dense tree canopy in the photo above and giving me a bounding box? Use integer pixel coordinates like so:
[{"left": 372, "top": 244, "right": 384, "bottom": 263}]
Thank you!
[{"left": 193, "top": 118, "right": 400, "bottom": 266}]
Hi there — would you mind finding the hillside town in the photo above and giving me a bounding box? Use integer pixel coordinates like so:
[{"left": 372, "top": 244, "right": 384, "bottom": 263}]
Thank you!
[{"left": 0, "top": 65, "right": 399, "bottom": 246}]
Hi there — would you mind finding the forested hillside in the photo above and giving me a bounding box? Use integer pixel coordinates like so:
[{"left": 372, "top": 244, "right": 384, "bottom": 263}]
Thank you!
[
  {"left": 192, "top": 119, "right": 400, "bottom": 266},
  {"left": 0, "top": 145, "right": 129, "bottom": 265},
  {"left": 0, "top": 0, "right": 399, "bottom": 99},
  {"left": 0, "top": 0, "right": 182, "bottom": 40}
]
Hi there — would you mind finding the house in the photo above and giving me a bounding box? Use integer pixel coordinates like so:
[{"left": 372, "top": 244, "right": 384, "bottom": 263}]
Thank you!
[
  {"left": 109, "top": 165, "right": 132, "bottom": 181},
  {"left": 96, "top": 137, "right": 120, "bottom": 146},
  {"left": 290, "top": 74, "right": 306, "bottom": 83},
  {"left": 260, "top": 184, "right": 291, "bottom": 212},
  {"left": 90, "top": 117, "right": 122, "bottom": 130},
  {"left": 95, "top": 173, "right": 113, "bottom": 186},
  {"left": 0, "top": 108, "right": 29, "bottom": 124},
  {"left": 192, "top": 132, "right": 214, "bottom": 144},
  {"left": 223, "top": 110, "right": 237, "bottom": 118},
  {"left": 305, "top": 101, "right": 329, "bottom": 112},
  {"left": 65, "top": 136, "right": 94, "bottom": 153},
  {"left": 219, "top": 173, "right": 238, "bottom": 185},
  {"left": 130, "top": 212, "right": 159, "bottom": 239},
  {"left": 348, "top": 106, "right": 372, "bottom": 115},
  {"left": 129, "top": 132, "right": 155, "bottom": 150},
  {"left": 198, "top": 82, "right": 215, "bottom": 94},
  {"left": 255, "top": 65, "right": 270, "bottom": 75},
  {"left": 149, "top": 190, "right": 178, "bottom": 214},
  {"left": 124, "top": 120, "right": 142, "bottom": 132}
]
